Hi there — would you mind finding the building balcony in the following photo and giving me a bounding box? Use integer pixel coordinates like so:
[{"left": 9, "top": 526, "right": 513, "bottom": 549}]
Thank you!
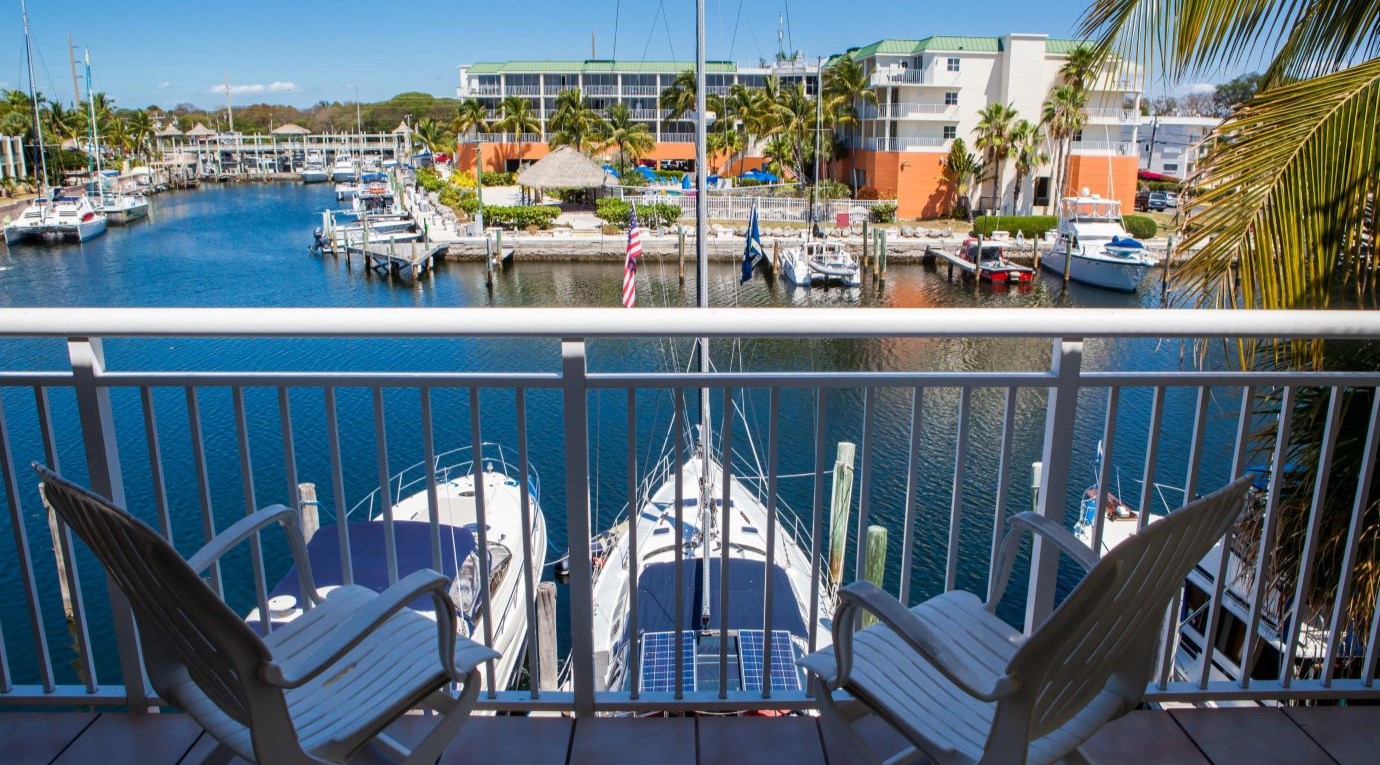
[
  {"left": 622, "top": 85, "right": 661, "bottom": 96},
  {"left": 859, "top": 103, "right": 958, "bottom": 120},
  {"left": 543, "top": 85, "right": 567, "bottom": 95},
  {"left": 659, "top": 132, "right": 696, "bottom": 143},
  {"left": 459, "top": 132, "right": 544, "bottom": 144},
  {"left": 586, "top": 85, "right": 618, "bottom": 96},
  {"left": 506, "top": 85, "right": 540, "bottom": 96},
  {"left": 1085, "top": 106, "right": 1141, "bottom": 124},
  {"left": 1072, "top": 140, "right": 1137, "bottom": 155},
  {"left": 2, "top": 308, "right": 1379, "bottom": 761},
  {"left": 470, "top": 85, "right": 502, "bottom": 97},
  {"left": 869, "top": 68, "right": 960, "bottom": 87},
  {"left": 860, "top": 136, "right": 948, "bottom": 151}
]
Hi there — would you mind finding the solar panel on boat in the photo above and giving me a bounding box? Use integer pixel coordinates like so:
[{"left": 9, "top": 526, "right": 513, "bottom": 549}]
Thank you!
[
  {"left": 738, "top": 630, "right": 801, "bottom": 692},
  {"left": 639, "top": 630, "right": 695, "bottom": 693}
]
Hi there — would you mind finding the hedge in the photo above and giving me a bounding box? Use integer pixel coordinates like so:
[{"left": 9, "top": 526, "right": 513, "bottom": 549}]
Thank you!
[
  {"left": 1140, "top": 180, "right": 1182, "bottom": 193},
  {"left": 482, "top": 205, "right": 561, "bottom": 229},
  {"left": 415, "top": 169, "right": 446, "bottom": 192},
  {"left": 481, "top": 171, "right": 517, "bottom": 186},
  {"left": 972, "top": 215, "right": 1058, "bottom": 238},
  {"left": 1122, "top": 215, "right": 1158, "bottom": 239},
  {"left": 595, "top": 198, "right": 683, "bottom": 229},
  {"left": 869, "top": 203, "right": 897, "bottom": 224}
]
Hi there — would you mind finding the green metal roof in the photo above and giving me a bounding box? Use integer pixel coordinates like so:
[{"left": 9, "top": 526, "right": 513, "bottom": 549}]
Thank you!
[
  {"left": 467, "top": 60, "right": 736, "bottom": 75},
  {"left": 837, "top": 36, "right": 1004, "bottom": 61},
  {"left": 1044, "top": 38, "right": 1091, "bottom": 55}
]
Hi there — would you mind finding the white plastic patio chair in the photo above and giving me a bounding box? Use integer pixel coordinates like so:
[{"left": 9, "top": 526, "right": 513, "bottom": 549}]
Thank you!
[
  {"left": 35, "top": 463, "right": 498, "bottom": 765},
  {"left": 800, "top": 475, "right": 1253, "bottom": 765}
]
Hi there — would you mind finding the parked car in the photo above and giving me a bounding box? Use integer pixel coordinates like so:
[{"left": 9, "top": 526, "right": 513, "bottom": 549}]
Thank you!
[
  {"left": 1163, "top": 192, "right": 1179, "bottom": 209},
  {"left": 1135, "top": 190, "right": 1170, "bottom": 212}
]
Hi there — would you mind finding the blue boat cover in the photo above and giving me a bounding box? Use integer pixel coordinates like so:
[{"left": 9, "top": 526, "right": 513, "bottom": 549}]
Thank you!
[
  {"left": 634, "top": 558, "right": 807, "bottom": 637},
  {"left": 1109, "top": 235, "right": 1144, "bottom": 249},
  {"left": 360, "top": 172, "right": 387, "bottom": 183}
]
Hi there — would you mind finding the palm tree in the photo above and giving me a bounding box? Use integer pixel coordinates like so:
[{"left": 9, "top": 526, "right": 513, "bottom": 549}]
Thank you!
[
  {"left": 1083, "top": 0, "right": 1380, "bottom": 661},
  {"left": 452, "top": 98, "right": 490, "bottom": 140},
  {"left": 548, "top": 88, "right": 607, "bottom": 155},
  {"left": 1008, "top": 119, "right": 1049, "bottom": 213},
  {"left": 496, "top": 96, "right": 541, "bottom": 163},
  {"left": 940, "top": 137, "right": 984, "bottom": 219},
  {"left": 412, "top": 117, "right": 447, "bottom": 154},
  {"left": 1059, "top": 45, "right": 1101, "bottom": 92},
  {"left": 774, "top": 82, "right": 816, "bottom": 183},
  {"left": 824, "top": 58, "right": 878, "bottom": 189},
  {"left": 972, "top": 102, "right": 1019, "bottom": 214},
  {"left": 125, "top": 110, "right": 154, "bottom": 160},
  {"left": 599, "top": 103, "right": 655, "bottom": 175},
  {"left": 659, "top": 69, "right": 698, "bottom": 121},
  {"left": 1040, "top": 85, "right": 1087, "bottom": 204}
]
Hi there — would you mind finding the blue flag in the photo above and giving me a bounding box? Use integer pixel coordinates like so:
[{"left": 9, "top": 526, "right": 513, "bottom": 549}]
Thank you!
[{"left": 741, "top": 205, "right": 764, "bottom": 284}]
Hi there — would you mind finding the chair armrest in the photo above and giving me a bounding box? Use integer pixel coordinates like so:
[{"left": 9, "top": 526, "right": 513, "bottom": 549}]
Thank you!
[
  {"left": 259, "top": 569, "right": 498, "bottom": 689},
  {"left": 187, "top": 504, "right": 320, "bottom": 606},
  {"left": 828, "top": 581, "right": 1018, "bottom": 703},
  {"left": 987, "top": 511, "right": 1098, "bottom": 613}
]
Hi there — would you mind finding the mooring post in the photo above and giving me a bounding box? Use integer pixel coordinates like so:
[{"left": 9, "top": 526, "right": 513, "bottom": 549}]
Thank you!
[
  {"left": 1032, "top": 233, "right": 1041, "bottom": 271},
  {"left": 495, "top": 228, "right": 503, "bottom": 268},
  {"left": 1030, "top": 462, "right": 1042, "bottom": 513},
  {"left": 1161, "top": 234, "right": 1174, "bottom": 301},
  {"left": 771, "top": 238, "right": 780, "bottom": 271},
  {"left": 1064, "top": 235, "right": 1075, "bottom": 286},
  {"left": 862, "top": 525, "right": 888, "bottom": 627},
  {"left": 861, "top": 219, "right": 870, "bottom": 265},
  {"left": 827, "top": 441, "right": 857, "bottom": 585},
  {"left": 536, "top": 581, "right": 558, "bottom": 690},
  {"left": 677, "top": 227, "right": 686, "bottom": 285},
  {"left": 297, "top": 482, "right": 319, "bottom": 543}
]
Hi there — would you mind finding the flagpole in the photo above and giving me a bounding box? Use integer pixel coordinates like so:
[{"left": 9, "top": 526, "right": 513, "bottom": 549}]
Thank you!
[{"left": 694, "top": 0, "right": 709, "bottom": 441}]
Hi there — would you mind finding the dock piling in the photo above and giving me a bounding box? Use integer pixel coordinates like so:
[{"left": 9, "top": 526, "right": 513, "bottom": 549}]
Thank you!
[
  {"left": 678, "top": 227, "right": 686, "bottom": 285},
  {"left": 297, "top": 483, "right": 319, "bottom": 543},
  {"left": 862, "top": 525, "right": 888, "bottom": 627},
  {"left": 827, "top": 441, "right": 857, "bottom": 585},
  {"left": 536, "top": 581, "right": 559, "bottom": 690}
]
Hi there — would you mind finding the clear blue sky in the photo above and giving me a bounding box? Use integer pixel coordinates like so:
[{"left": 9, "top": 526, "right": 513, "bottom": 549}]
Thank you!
[{"left": 6, "top": 0, "right": 1118, "bottom": 110}]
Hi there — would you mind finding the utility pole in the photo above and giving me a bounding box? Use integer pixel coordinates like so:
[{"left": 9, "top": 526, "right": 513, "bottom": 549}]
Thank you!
[
  {"left": 1144, "top": 115, "right": 1160, "bottom": 172},
  {"left": 67, "top": 35, "right": 82, "bottom": 106},
  {"left": 224, "top": 72, "right": 235, "bottom": 133}
]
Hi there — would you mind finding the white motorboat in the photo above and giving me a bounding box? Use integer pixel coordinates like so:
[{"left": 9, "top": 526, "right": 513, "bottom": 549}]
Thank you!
[
  {"left": 94, "top": 193, "right": 149, "bottom": 225},
  {"left": 301, "top": 151, "right": 328, "bottom": 183},
  {"left": 1039, "top": 193, "right": 1157, "bottom": 291},
  {"left": 4, "top": 191, "right": 108, "bottom": 245},
  {"left": 331, "top": 152, "right": 358, "bottom": 182},
  {"left": 334, "top": 181, "right": 359, "bottom": 200},
  {"left": 351, "top": 173, "right": 396, "bottom": 215},
  {"left": 780, "top": 240, "right": 861, "bottom": 287},
  {"left": 247, "top": 444, "right": 547, "bottom": 692}
]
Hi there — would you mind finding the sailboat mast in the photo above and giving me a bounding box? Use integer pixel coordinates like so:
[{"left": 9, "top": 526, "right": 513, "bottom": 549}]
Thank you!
[
  {"left": 694, "top": 0, "right": 713, "bottom": 630},
  {"left": 21, "top": 0, "right": 50, "bottom": 193},
  {"left": 84, "top": 49, "right": 105, "bottom": 202},
  {"left": 810, "top": 57, "right": 822, "bottom": 239}
]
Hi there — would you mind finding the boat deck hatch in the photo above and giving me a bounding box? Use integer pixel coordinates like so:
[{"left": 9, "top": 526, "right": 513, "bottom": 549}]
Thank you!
[{"left": 637, "top": 629, "right": 800, "bottom": 693}]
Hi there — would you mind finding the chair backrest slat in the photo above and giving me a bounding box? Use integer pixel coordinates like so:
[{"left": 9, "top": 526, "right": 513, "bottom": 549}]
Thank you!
[
  {"left": 1009, "top": 476, "right": 1252, "bottom": 740},
  {"left": 35, "top": 464, "right": 271, "bottom": 725}
]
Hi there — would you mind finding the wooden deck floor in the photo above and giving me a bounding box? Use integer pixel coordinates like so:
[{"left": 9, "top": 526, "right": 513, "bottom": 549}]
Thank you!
[{"left": 3, "top": 707, "right": 1378, "bottom": 765}]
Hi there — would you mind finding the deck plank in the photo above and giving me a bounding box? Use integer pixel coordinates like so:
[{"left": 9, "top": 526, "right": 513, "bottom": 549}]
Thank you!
[
  {"left": 1072, "top": 710, "right": 1210, "bottom": 765},
  {"left": 568, "top": 717, "right": 695, "bottom": 765},
  {"left": 53, "top": 712, "right": 203, "bottom": 765},
  {"left": 438, "top": 717, "right": 573, "bottom": 765},
  {"left": 698, "top": 717, "right": 827, "bottom": 765},
  {"left": 0, "top": 712, "right": 97, "bottom": 765},
  {"left": 1283, "top": 707, "right": 1380, "bottom": 765},
  {"left": 1170, "top": 708, "right": 1335, "bottom": 765}
]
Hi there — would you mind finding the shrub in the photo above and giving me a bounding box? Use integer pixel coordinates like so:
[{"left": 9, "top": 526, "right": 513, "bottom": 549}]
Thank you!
[
  {"left": 1140, "top": 180, "right": 1182, "bottom": 193},
  {"left": 972, "top": 215, "right": 1059, "bottom": 238},
  {"left": 813, "top": 180, "right": 850, "bottom": 200},
  {"left": 869, "top": 203, "right": 897, "bottom": 224},
  {"left": 415, "top": 168, "right": 446, "bottom": 192},
  {"left": 856, "top": 185, "right": 882, "bottom": 200},
  {"left": 450, "top": 171, "right": 477, "bottom": 188},
  {"left": 595, "top": 198, "right": 683, "bottom": 228},
  {"left": 482, "top": 205, "right": 561, "bottom": 229},
  {"left": 480, "top": 171, "right": 516, "bottom": 186},
  {"left": 1122, "top": 214, "right": 1158, "bottom": 239}
]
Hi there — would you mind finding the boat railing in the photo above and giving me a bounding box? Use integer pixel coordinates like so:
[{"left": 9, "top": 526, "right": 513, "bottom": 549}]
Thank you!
[
  {"left": 4, "top": 308, "right": 1380, "bottom": 714},
  {"left": 344, "top": 442, "right": 540, "bottom": 523}
]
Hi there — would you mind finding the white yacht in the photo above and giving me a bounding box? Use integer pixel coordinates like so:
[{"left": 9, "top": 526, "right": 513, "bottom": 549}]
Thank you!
[
  {"left": 93, "top": 193, "right": 149, "bottom": 225},
  {"left": 1039, "top": 192, "right": 1157, "bottom": 291},
  {"left": 4, "top": 191, "right": 108, "bottom": 245},
  {"left": 779, "top": 240, "right": 861, "bottom": 287},
  {"left": 334, "top": 180, "right": 359, "bottom": 200},
  {"left": 300, "top": 151, "right": 328, "bottom": 183},
  {"left": 247, "top": 444, "right": 547, "bottom": 692},
  {"left": 331, "top": 152, "right": 358, "bottom": 182}
]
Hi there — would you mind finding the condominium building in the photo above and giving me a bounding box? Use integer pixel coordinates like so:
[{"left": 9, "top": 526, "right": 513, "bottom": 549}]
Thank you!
[{"left": 1138, "top": 115, "right": 1219, "bottom": 178}]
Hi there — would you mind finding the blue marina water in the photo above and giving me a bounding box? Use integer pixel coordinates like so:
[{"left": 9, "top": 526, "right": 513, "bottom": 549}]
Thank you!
[{"left": 0, "top": 183, "right": 1238, "bottom": 690}]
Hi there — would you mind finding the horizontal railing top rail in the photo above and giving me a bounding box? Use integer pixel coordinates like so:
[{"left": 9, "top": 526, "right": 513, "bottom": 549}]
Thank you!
[{"left": 3, "top": 308, "right": 1380, "bottom": 340}]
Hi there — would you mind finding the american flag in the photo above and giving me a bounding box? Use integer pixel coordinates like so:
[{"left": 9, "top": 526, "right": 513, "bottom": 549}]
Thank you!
[{"left": 621, "top": 205, "right": 643, "bottom": 308}]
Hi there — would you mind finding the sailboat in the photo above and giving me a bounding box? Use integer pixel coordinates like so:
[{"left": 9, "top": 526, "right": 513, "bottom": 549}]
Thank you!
[
  {"left": 3, "top": 0, "right": 107, "bottom": 245},
  {"left": 778, "top": 84, "right": 859, "bottom": 288},
  {"left": 83, "top": 49, "right": 149, "bottom": 226},
  {"left": 566, "top": 1, "right": 833, "bottom": 701}
]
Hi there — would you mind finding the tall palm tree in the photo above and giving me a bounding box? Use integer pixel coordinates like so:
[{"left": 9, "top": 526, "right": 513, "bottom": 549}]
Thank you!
[
  {"left": 659, "top": 69, "right": 698, "bottom": 121},
  {"left": 412, "top": 117, "right": 447, "bottom": 154},
  {"left": 774, "top": 82, "right": 816, "bottom": 183},
  {"left": 125, "top": 110, "right": 154, "bottom": 160},
  {"left": 496, "top": 96, "right": 541, "bottom": 163},
  {"left": 1083, "top": 0, "right": 1380, "bottom": 660},
  {"left": 1008, "top": 119, "right": 1049, "bottom": 213},
  {"left": 972, "top": 102, "right": 1019, "bottom": 214},
  {"left": 599, "top": 103, "right": 655, "bottom": 175},
  {"left": 1059, "top": 45, "right": 1101, "bottom": 92},
  {"left": 1040, "top": 85, "right": 1086, "bottom": 203},
  {"left": 452, "top": 98, "right": 490, "bottom": 139},
  {"left": 941, "top": 137, "right": 984, "bottom": 219},
  {"left": 824, "top": 57, "right": 878, "bottom": 189},
  {"left": 548, "top": 88, "right": 607, "bottom": 155}
]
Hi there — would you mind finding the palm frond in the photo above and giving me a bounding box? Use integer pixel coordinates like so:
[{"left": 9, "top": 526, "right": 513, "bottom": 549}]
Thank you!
[{"left": 1172, "top": 57, "right": 1380, "bottom": 334}]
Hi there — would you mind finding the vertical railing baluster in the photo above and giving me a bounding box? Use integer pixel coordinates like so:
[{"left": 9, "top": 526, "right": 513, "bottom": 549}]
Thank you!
[
  {"left": 233, "top": 387, "right": 271, "bottom": 632},
  {"left": 515, "top": 388, "right": 540, "bottom": 700},
  {"left": 469, "top": 387, "right": 497, "bottom": 696},
  {"left": 562, "top": 341, "right": 594, "bottom": 717},
  {"left": 717, "top": 387, "right": 733, "bottom": 701},
  {"left": 946, "top": 386, "right": 972, "bottom": 591},
  {"left": 855, "top": 387, "right": 877, "bottom": 581},
  {"left": 1282, "top": 386, "right": 1342, "bottom": 687},
  {"left": 1090, "top": 388, "right": 1120, "bottom": 554},
  {"left": 1, "top": 392, "right": 54, "bottom": 692},
  {"left": 419, "top": 388, "right": 442, "bottom": 571},
  {"left": 761, "top": 387, "right": 780, "bottom": 698},
  {"left": 140, "top": 388, "right": 173, "bottom": 538},
  {"left": 1028, "top": 339, "right": 1083, "bottom": 632},
  {"left": 1242, "top": 386, "right": 1295, "bottom": 689},
  {"left": 807, "top": 390, "right": 828, "bottom": 656},
  {"left": 186, "top": 386, "right": 221, "bottom": 596},
  {"left": 1138, "top": 387, "right": 1166, "bottom": 529},
  {"left": 371, "top": 387, "right": 397, "bottom": 584},
  {"left": 1199, "top": 386, "right": 1254, "bottom": 689},
  {"left": 900, "top": 387, "right": 924, "bottom": 606},
  {"left": 324, "top": 387, "right": 353, "bottom": 584},
  {"left": 987, "top": 388, "right": 1017, "bottom": 605},
  {"left": 626, "top": 389, "right": 641, "bottom": 700},
  {"left": 278, "top": 387, "right": 300, "bottom": 514},
  {"left": 1324, "top": 389, "right": 1380, "bottom": 685},
  {"left": 1160, "top": 385, "right": 1211, "bottom": 688},
  {"left": 68, "top": 338, "right": 147, "bottom": 707},
  {"left": 673, "top": 389, "right": 686, "bottom": 700}
]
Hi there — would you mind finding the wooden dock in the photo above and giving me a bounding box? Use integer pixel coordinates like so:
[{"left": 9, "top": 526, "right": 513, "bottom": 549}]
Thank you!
[
  {"left": 924, "top": 244, "right": 978, "bottom": 275},
  {"left": 348, "top": 240, "right": 449, "bottom": 278}
]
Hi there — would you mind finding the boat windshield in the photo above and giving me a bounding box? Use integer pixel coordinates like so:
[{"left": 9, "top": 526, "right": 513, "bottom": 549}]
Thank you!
[{"left": 1061, "top": 197, "right": 1122, "bottom": 221}]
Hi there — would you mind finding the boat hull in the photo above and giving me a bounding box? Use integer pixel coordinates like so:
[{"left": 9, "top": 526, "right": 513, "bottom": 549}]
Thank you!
[
  {"left": 300, "top": 170, "right": 329, "bottom": 184},
  {"left": 1039, "top": 249, "right": 1153, "bottom": 292},
  {"left": 101, "top": 200, "right": 149, "bottom": 225}
]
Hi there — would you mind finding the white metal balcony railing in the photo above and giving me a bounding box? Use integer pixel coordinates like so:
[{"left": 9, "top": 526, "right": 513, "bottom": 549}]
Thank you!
[
  {"left": 628, "top": 109, "right": 662, "bottom": 121},
  {"left": 622, "top": 85, "right": 661, "bottom": 96},
  {"left": 616, "top": 191, "right": 897, "bottom": 223},
  {"left": 458, "top": 132, "right": 544, "bottom": 144},
  {"left": 585, "top": 85, "right": 618, "bottom": 96},
  {"left": 470, "top": 85, "right": 502, "bottom": 96},
  {"left": 1085, "top": 107, "right": 1140, "bottom": 122},
  {"left": 1072, "top": 140, "right": 1136, "bottom": 155},
  {"left": 860, "top": 136, "right": 948, "bottom": 151},
  {"left": 659, "top": 132, "right": 696, "bottom": 143},
  {"left": 860, "top": 103, "right": 957, "bottom": 120},
  {"left": 3, "top": 309, "right": 1380, "bottom": 716},
  {"left": 869, "top": 68, "right": 959, "bottom": 87},
  {"left": 506, "top": 85, "right": 540, "bottom": 96}
]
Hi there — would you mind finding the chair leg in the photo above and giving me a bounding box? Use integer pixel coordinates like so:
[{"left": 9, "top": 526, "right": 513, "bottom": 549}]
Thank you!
[
  {"left": 192, "top": 743, "right": 237, "bottom": 765},
  {"left": 397, "top": 668, "right": 483, "bottom": 765}
]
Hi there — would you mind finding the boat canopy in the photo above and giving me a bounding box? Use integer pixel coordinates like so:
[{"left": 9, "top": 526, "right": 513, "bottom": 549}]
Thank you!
[
  {"left": 360, "top": 172, "right": 387, "bottom": 183},
  {"left": 634, "top": 558, "right": 807, "bottom": 636},
  {"left": 1059, "top": 196, "right": 1122, "bottom": 222}
]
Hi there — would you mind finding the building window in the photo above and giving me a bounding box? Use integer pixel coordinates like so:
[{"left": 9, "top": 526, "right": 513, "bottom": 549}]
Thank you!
[
  {"left": 1034, "top": 177, "right": 1051, "bottom": 207},
  {"left": 947, "top": 57, "right": 960, "bottom": 72},
  {"left": 1074, "top": 129, "right": 1083, "bottom": 142},
  {"left": 943, "top": 125, "right": 957, "bottom": 140},
  {"left": 944, "top": 91, "right": 958, "bottom": 106},
  {"left": 1163, "top": 163, "right": 1179, "bottom": 172}
]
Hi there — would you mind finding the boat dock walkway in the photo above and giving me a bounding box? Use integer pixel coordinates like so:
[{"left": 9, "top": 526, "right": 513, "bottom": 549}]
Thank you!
[
  {"left": 923, "top": 244, "right": 978, "bottom": 275},
  {"left": 346, "top": 240, "right": 451, "bottom": 277}
]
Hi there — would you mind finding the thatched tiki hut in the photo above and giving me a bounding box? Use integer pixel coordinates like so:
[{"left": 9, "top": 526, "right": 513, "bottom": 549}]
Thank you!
[{"left": 514, "top": 147, "right": 609, "bottom": 202}]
